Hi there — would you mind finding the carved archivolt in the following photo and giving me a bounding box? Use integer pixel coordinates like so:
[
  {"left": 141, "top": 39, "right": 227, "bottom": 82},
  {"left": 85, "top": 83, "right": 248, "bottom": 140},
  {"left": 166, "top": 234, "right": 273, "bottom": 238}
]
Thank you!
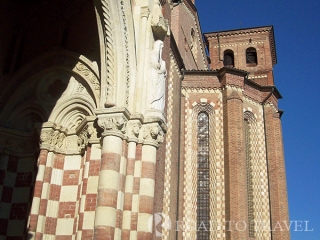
[
  {"left": 0, "top": 51, "right": 100, "bottom": 125},
  {"left": 119, "top": 0, "right": 130, "bottom": 107},
  {"left": 100, "top": 0, "right": 115, "bottom": 107},
  {"left": 75, "top": 62, "right": 100, "bottom": 92}
]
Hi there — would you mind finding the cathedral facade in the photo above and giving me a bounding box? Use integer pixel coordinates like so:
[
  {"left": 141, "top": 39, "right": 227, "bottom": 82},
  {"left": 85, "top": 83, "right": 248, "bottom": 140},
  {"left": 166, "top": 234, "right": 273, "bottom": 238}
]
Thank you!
[{"left": 0, "top": 0, "right": 289, "bottom": 239}]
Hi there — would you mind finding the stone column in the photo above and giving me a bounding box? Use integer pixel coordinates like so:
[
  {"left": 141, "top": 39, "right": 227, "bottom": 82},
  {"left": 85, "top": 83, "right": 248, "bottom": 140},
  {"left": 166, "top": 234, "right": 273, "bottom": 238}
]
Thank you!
[
  {"left": 28, "top": 149, "right": 48, "bottom": 237},
  {"left": 135, "top": 7, "right": 150, "bottom": 113},
  {"left": 130, "top": 143, "right": 142, "bottom": 239},
  {"left": 223, "top": 87, "right": 249, "bottom": 239},
  {"left": 94, "top": 110, "right": 128, "bottom": 240},
  {"left": 122, "top": 120, "right": 142, "bottom": 239},
  {"left": 264, "top": 104, "right": 290, "bottom": 240},
  {"left": 137, "top": 122, "right": 165, "bottom": 239}
]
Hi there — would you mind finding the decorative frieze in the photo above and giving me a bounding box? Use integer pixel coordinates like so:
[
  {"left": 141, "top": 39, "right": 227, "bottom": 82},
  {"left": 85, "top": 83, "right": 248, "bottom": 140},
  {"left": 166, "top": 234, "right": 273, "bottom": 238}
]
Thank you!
[{"left": 38, "top": 116, "right": 97, "bottom": 155}]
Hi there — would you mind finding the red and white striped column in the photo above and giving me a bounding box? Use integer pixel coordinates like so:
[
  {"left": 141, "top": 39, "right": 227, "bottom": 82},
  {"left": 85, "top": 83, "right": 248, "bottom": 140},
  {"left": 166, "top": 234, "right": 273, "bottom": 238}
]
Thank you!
[
  {"left": 94, "top": 112, "right": 129, "bottom": 239},
  {"left": 137, "top": 122, "right": 165, "bottom": 239},
  {"left": 122, "top": 121, "right": 141, "bottom": 239}
]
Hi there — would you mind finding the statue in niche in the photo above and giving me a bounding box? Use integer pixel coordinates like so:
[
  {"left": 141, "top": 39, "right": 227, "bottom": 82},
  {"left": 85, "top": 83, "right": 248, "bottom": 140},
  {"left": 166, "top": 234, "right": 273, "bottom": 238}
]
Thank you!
[{"left": 149, "top": 40, "right": 167, "bottom": 111}]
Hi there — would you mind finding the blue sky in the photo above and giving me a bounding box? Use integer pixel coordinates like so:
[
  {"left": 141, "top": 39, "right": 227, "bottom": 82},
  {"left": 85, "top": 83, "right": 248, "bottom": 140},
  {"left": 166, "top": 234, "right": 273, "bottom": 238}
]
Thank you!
[{"left": 196, "top": 0, "right": 320, "bottom": 239}]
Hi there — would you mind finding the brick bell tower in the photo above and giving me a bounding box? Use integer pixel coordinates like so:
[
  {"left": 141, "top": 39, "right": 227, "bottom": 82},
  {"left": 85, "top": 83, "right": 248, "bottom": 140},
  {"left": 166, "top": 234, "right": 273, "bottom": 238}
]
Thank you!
[
  {"left": 205, "top": 26, "right": 277, "bottom": 86},
  {"left": 179, "top": 26, "right": 290, "bottom": 240}
]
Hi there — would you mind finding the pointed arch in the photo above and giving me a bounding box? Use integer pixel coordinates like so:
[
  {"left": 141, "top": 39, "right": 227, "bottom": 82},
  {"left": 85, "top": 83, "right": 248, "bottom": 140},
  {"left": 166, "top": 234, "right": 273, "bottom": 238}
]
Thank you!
[{"left": 0, "top": 50, "right": 100, "bottom": 131}]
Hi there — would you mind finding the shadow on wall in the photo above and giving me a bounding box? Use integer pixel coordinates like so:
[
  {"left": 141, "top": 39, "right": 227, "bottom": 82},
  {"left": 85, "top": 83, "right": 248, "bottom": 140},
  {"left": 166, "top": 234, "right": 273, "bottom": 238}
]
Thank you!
[{"left": 0, "top": 0, "right": 100, "bottom": 238}]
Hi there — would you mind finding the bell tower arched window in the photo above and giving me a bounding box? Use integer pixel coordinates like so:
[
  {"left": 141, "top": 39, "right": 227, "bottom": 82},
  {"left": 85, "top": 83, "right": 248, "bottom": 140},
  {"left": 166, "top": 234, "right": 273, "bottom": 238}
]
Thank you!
[
  {"left": 223, "top": 49, "right": 234, "bottom": 67},
  {"left": 197, "top": 112, "right": 210, "bottom": 239},
  {"left": 246, "top": 47, "right": 257, "bottom": 65}
]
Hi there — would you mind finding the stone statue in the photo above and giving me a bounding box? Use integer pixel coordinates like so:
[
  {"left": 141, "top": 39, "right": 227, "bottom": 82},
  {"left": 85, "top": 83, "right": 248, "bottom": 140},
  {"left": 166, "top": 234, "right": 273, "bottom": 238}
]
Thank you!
[{"left": 150, "top": 40, "right": 167, "bottom": 111}]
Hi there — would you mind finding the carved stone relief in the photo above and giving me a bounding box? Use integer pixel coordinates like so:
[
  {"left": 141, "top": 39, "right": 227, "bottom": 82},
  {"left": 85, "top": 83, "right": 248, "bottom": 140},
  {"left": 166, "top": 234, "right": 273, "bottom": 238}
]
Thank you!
[
  {"left": 100, "top": 0, "right": 115, "bottom": 107},
  {"left": 142, "top": 122, "right": 164, "bottom": 147},
  {"left": 97, "top": 115, "right": 128, "bottom": 137},
  {"left": 39, "top": 117, "right": 97, "bottom": 155},
  {"left": 149, "top": 40, "right": 167, "bottom": 112},
  {"left": 127, "top": 121, "right": 142, "bottom": 141},
  {"left": 151, "top": 0, "right": 169, "bottom": 40}
]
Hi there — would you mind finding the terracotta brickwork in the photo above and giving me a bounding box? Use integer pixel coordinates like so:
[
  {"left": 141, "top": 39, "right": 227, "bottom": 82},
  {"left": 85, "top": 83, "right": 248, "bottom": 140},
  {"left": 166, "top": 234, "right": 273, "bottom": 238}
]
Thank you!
[
  {"left": 205, "top": 26, "right": 277, "bottom": 86},
  {"left": 0, "top": 1, "right": 290, "bottom": 239},
  {"left": 265, "top": 104, "right": 290, "bottom": 240}
]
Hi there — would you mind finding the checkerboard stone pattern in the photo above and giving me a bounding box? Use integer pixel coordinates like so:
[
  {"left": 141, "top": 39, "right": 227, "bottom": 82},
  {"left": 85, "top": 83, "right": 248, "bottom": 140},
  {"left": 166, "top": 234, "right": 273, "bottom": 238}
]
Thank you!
[
  {"left": 244, "top": 110, "right": 271, "bottom": 239},
  {"left": 209, "top": 97, "right": 226, "bottom": 240},
  {"left": 182, "top": 90, "right": 226, "bottom": 240},
  {"left": 0, "top": 154, "right": 37, "bottom": 239},
  {"left": 162, "top": 55, "right": 175, "bottom": 240},
  {"left": 77, "top": 144, "right": 101, "bottom": 239},
  {"left": 183, "top": 94, "right": 197, "bottom": 240}
]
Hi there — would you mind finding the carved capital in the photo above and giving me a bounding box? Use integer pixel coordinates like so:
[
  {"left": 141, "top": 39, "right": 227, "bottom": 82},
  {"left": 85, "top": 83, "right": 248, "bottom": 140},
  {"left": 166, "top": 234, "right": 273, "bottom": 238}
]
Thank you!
[
  {"left": 77, "top": 126, "right": 91, "bottom": 154},
  {"left": 39, "top": 116, "right": 97, "bottom": 155},
  {"left": 127, "top": 120, "right": 142, "bottom": 142},
  {"left": 141, "top": 7, "right": 150, "bottom": 18},
  {"left": 142, "top": 123, "right": 164, "bottom": 147},
  {"left": 97, "top": 114, "right": 128, "bottom": 138},
  {"left": 40, "top": 128, "right": 66, "bottom": 150}
]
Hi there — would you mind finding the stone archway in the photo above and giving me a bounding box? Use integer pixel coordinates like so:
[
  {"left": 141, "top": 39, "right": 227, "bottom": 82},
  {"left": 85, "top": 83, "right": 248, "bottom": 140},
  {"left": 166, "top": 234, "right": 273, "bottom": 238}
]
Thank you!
[{"left": 0, "top": 49, "right": 100, "bottom": 239}]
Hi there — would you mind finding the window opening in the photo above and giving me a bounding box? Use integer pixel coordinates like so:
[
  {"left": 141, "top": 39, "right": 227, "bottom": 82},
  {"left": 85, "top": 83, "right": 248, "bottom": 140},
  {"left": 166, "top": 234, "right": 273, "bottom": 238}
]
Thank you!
[
  {"left": 224, "top": 49, "right": 234, "bottom": 67},
  {"left": 197, "top": 112, "right": 210, "bottom": 239},
  {"left": 246, "top": 47, "right": 257, "bottom": 65}
]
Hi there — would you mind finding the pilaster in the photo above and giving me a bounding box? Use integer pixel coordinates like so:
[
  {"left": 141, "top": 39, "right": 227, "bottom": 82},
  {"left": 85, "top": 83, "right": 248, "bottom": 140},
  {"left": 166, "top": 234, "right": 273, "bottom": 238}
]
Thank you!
[
  {"left": 223, "top": 85, "right": 249, "bottom": 239},
  {"left": 264, "top": 104, "right": 290, "bottom": 240}
]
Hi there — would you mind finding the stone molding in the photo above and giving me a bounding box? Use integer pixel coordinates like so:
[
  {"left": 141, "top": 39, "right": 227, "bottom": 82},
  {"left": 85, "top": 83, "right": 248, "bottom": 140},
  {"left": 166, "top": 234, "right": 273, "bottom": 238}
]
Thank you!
[{"left": 100, "top": 0, "right": 116, "bottom": 107}]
